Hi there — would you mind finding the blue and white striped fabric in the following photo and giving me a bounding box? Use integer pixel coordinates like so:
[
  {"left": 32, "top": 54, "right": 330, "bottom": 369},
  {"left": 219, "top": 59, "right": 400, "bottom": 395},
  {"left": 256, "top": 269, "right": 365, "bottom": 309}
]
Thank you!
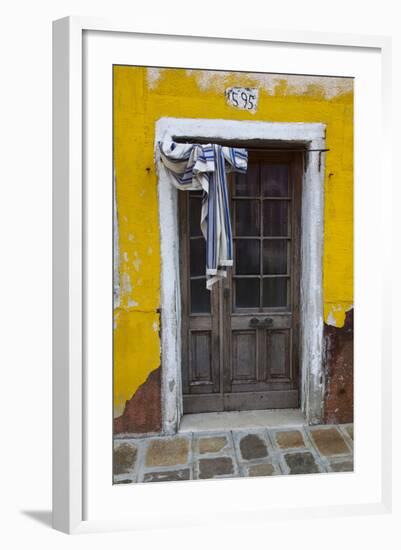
[{"left": 159, "top": 140, "right": 248, "bottom": 289}]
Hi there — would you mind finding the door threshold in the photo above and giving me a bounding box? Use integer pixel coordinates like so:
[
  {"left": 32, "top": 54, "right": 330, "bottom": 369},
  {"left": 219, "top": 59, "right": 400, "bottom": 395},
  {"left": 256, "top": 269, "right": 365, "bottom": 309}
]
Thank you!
[{"left": 178, "top": 409, "right": 305, "bottom": 433}]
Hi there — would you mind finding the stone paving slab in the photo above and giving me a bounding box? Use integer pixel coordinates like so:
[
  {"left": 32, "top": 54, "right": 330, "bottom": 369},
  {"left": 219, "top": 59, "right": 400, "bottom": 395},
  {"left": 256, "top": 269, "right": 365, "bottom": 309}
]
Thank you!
[
  {"left": 282, "top": 451, "right": 322, "bottom": 475},
  {"left": 113, "top": 442, "right": 138, "bottom": 475},
  {"left": 309, "top": 427, "right": 351, "bottom": 457},
  {"left": 197, "top": 457, "right": 235, "bottom": 479},
  {"left": 328, "top": 457, "right": 354, "bottom": 472},
  {"left": 274, "top": 429, "right": 306, "bottom": 449},
  {"left": 145, "top": 436, "right": 190, "bottom": 467},
  {"left": 247, "top": 461, "right": 279, "bottom": 477},
  {"left": 344, "top": 424, "right": 354, "bottom": 441},
  {"left": 113, "top": 423, "right": 354, "bottom": 484},
  {"left": 239, "top": 433, "right": 269, "bottom": 461},
  {"left": 143, "top": 468, "right": 191, "bottom": 483},
  {"left": 197, "top": 435, "right": 228, "bottom": 454}
]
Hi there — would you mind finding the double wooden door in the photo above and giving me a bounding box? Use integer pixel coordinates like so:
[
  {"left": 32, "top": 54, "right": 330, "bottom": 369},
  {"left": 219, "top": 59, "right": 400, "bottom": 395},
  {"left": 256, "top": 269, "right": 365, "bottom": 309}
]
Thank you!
[{"left": 179, "top": 150, "right": 302, "bottom": 414}]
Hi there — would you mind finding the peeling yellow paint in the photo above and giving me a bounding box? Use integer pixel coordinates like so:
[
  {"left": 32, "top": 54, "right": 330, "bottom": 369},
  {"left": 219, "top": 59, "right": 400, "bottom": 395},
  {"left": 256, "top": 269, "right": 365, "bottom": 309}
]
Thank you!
[
  {"left": 114, "top": 308, "right": 160, "bottom": 417},
  {"left": 324, "top": 303, "right": 353, "bottom": 328},
  {"left": 113, "top": 66, "right": 353, "bottom": 415}
]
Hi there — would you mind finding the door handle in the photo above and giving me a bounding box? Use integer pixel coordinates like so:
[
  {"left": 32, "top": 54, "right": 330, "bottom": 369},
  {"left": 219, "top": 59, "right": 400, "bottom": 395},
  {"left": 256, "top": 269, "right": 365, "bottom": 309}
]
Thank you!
[{"left": 249, "top": 317, "right": 274, "bottom": 328}]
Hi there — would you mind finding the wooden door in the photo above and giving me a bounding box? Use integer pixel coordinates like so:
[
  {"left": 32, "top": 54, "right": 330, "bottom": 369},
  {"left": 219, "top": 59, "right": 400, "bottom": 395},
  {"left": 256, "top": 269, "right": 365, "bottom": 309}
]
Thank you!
[
  {"left": 179, "top": 188, "right": 223, "bottom": 413},
  {"left": 180, "top": 150, "right": 302, "bottom": 414}
]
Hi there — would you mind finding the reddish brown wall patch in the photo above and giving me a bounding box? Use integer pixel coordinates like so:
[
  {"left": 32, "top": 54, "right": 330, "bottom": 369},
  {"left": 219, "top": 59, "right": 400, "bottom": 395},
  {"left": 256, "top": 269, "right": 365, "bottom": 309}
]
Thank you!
[
  {"left": 114, "top": 367, "right": 162, "bottom": 435},
  {"left": 323, "top": 309, "right": 354, "bottom": 424}
]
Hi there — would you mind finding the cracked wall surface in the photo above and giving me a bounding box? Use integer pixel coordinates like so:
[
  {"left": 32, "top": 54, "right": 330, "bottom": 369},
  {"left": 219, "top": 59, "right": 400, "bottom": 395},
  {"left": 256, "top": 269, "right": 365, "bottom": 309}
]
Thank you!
[{"left": 113, "top": 66, "right": 353, "bottom": 426}]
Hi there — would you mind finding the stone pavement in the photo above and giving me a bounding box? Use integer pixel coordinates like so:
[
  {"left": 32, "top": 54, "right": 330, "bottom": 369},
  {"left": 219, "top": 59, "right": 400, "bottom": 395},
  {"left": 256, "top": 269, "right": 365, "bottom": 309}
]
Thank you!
[{"left": 113, "top": 423, "right": 353, "bottom": 484}]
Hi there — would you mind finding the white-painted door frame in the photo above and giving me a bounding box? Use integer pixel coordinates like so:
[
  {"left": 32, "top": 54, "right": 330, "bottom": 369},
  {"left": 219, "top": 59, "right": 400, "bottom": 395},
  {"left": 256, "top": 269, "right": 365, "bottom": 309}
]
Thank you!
[{"left": 155, "top": 117, "right": 326, "bottom": 434}]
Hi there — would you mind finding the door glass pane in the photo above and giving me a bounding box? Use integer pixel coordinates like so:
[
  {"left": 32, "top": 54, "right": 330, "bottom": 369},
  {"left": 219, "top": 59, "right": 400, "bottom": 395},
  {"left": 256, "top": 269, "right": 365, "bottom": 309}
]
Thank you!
[
  {"left": 261, "top": 164, "right": 289, "bottom": 197},
  {"left": 263, "top": 240, "right": 288, "bottom": 274},
  {"left": 236, "top": 239, "right": 260, "bottom": 275},
  {"left": 190, "top": 279, "right": 211, "bottom": 313},
  {"left": 189, "top": 196, "right": 202, "bottom": 236},
  {"left": 262, "top": 278, "right": 288, "bottom": 307},
  {"left": 234, "top": 163, "right": 259, "bottom": 196},
  {"left": 263, "top": 201, "right": 289, "bottom": 236},
  {"left": 190, "top": 238, "right": 206, "bottom": 276},
  {"left": 235, "top": 200, "right": 260, "bottom": 236},
  {"left": 236, "top": 278, "right": 260, "bottom": 308}
]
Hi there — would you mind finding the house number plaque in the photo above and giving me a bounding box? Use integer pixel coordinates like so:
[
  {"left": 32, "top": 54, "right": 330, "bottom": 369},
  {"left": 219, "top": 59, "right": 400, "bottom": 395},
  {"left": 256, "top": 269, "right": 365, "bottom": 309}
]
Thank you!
[{"left": 225, "top": 87, "right": 259, "bottom": 113}]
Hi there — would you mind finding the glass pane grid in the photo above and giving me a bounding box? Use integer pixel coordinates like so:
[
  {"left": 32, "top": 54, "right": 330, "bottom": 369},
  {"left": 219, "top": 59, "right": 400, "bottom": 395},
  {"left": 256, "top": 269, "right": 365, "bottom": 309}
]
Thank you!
[
  {"left": 263, "top": 277, "right": 289, "bottom": 308},
  {"left": 263, "top": 200, "right": 290, "bottom": 237},
  {"left": 235, "top": 200, "right": 260, "bottom": 236},
  {"left": 263, "top": 239, "right": 288, "bottom": 275},
  {"left": 234, "top": 164, "right": 260, "bottom": 196},
  {"left": 261, "top": 163, "right": 289, "bottom": 197},
  {"left": 189, "top": 196, "right": 202, "bottom": 236},
  {"left": 188, "top": 190, "right": 210, "bottom": 314},
  {"left": 232, "top": 159, "right": 293, "bottom": 311},
  {"left": 190, "top": 238, "right": 206, "bottom": 277},
  {"left": 190, "top": 278, "right": 210, "bottom": 313}
]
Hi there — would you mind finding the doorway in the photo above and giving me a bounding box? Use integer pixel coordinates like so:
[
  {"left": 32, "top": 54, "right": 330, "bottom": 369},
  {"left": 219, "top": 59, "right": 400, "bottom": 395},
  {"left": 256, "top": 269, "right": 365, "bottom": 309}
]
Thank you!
[
  {"left": 179, "top": 150, "right": 303, "bottom": 414},
  {"left": 156, "top": 117, "right": 325, "bottom": 434}
]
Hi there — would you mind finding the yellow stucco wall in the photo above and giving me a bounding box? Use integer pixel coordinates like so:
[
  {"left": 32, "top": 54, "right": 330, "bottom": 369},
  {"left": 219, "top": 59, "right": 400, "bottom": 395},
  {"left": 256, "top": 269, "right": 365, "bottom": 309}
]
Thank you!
[{"left": 113, "top": 66, "right": 353, "bottom": 417}]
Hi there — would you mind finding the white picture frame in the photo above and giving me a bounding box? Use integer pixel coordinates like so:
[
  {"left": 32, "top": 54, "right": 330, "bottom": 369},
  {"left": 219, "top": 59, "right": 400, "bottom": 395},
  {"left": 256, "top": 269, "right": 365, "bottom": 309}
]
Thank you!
[{"left": 52, "top": 16, "right": 392, "bottom": 534}]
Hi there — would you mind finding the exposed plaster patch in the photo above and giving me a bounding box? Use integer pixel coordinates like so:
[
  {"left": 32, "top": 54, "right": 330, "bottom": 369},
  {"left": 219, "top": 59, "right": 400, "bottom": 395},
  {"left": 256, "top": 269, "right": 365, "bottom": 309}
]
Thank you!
[
  {"left": 121, "top": 272, "right": 132, "bottom": 295},
  {"left": 327, "top": 312, "right": 337, "bottom": 327},
  {"left": 123, "top": 251, "right": 129, "bottom": 262},
  {"left": 325, "top": 303, "right": 354, "bottom": 328},
  {"left": 113, "top": 170, "right": 121, "bottom": 309},
  {"left": 147, "top": 67, "right": 163, "bottom": 89},
  {"left": 113, "top": 310, "right": 121, "bottom": 330},
  {"left": 128, "top": 233, "right": 135, "bottom": 241},
  {"left": 152, "top": 321, "right": 159, "bottom": 332},
  {"left": 132, "top": 252, "right": 142, "bottom": 272},
  {"left": 128, "top": 299, "right": 139, "bottom": 308},
  {"left": 183, "top": 69, "right": 352, "bottom": 99}
]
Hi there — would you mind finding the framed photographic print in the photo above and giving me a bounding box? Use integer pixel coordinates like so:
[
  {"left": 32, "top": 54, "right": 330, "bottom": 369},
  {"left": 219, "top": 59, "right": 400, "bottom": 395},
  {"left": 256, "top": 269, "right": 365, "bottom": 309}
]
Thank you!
[{"left": 52, "top": 17, "right": 392, "bottom": 534}]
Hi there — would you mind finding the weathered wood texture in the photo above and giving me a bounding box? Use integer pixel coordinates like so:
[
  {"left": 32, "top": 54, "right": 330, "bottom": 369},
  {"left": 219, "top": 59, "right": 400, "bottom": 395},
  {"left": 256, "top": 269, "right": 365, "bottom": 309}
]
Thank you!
[{"left": 180, "top": 151, "right": 302, "bottom": 413}]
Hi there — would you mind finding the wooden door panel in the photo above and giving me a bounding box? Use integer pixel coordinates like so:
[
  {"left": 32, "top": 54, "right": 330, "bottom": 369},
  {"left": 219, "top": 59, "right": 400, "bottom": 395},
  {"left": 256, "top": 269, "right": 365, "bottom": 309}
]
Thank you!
[
  {"left": 231, "top": 330, "right": 258, "bottom": 384},
  {"left": 183, "top": 393, "right": 224, "bottom": 414},
  {"left": 224, "top": 150, "right": 302, "bottom": 409},
  {"left": 180, "top": 191, "right": 221, "bottom": 408},
  {"left": 224, "top": 390, "right": 299, "bottom": 411},
  {"left": 230, "top": 315, "right": 291, "bottom": 330},
  {"left": 189, "top": 331, "right": 213, "bottom": 386},
  {"left": 267, "top": 330, "right": 291, "bottom": 380},
  {"left": 229, "top": 327, "right": 292, "bottom": 391}
]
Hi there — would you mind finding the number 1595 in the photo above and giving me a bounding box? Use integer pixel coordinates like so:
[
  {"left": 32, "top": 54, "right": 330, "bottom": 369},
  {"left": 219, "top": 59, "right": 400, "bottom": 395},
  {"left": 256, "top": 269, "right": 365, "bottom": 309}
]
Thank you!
[{"left": 226, "top": 87, "right": 259, "bottom": 112}]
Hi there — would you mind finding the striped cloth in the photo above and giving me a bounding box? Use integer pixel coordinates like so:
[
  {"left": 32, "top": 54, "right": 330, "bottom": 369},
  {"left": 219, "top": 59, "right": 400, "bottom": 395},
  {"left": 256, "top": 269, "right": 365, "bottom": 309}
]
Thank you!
[{"left": 159, "top": 140, "right": 248, "bottom": 289}]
